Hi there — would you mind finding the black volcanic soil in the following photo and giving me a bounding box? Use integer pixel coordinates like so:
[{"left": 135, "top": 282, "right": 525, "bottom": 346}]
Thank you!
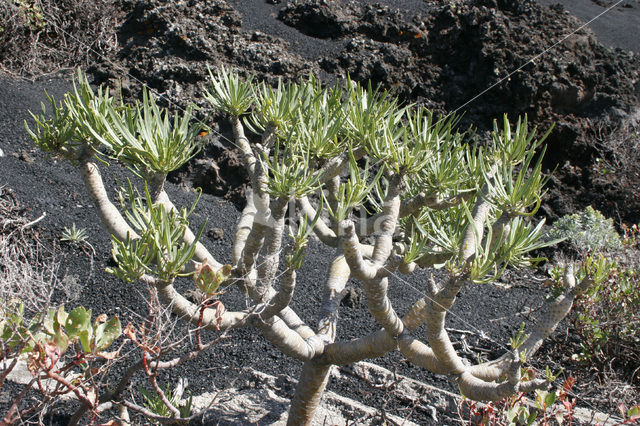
[
  {"left": 83, "top": 0, "right": 640, "bottom": 224},
  {"left": 1, "top": 0, "right": 639, "bottom": 423},
  {"left": 2, "top": 0, "right": 639, "bottom": 223}
]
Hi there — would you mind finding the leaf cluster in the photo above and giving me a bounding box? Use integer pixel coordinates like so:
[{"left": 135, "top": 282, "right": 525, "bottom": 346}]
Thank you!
[
  {"left": 60, "top": 223, "right": 88, "bottom": 244},
  {"left": 25, "top": 70, "right": 113, "bottom": 162},
  {"left": 208, "top": 69, "right": 557, "bottom": 282},
  {"left": 324, "top": 155, "right": 383, "bottom": 222},
  {"left": 107, "top": 183, "right": 204, "bottom": 282},
  {"left": 0, "top": 300, "right": 121, "bottom": 358},
  {"left": 26, "top": 70, "right": 206, "bottom": 177},
  {"left": 549, "top": 206, "right": 622, "bottom": 255},
  {"left": 98, "top": 88, "right": 205, "bottom": 177},
  {"left": 139, "top": 382, "right": 193, "bottom": 421},
  {"left": 286, "top": 210, "right": 323, "bottom": 270},
  {"left": 194, "top": 263, "right": 232, "bottom": 297}
]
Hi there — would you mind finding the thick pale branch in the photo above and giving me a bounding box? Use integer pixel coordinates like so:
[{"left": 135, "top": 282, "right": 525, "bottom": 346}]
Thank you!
[
  {"left": 398, "top": 260, "right": 417, "bottom": 274},
  {"left": 359, "top": 191, "right": 473, "bottom": 236},
  {"left": 459, "top": 165, "right": 498, "bottom": 265},
  {"left": 278, "top": 308, "right": 317, "bottom": 340},
  {"left": 519, "top": 279, "right": 589, "bottom": 359},
  {"left": 298, "top": 196, "right": 338, "bottom": 247},
  {"left": 419, "top": 275, "right": 468, "bottom": 374},
  {"left": 424, "top": 309, "right": 466, "bottom": 374},
  {"left": 519, "top": 378, "right": 550, "bottom": 393},
  {"left": 398, "top": 296, "right": 453, "bottom": 374},
  {"left": 488, "top": 213, "right": 511, "bottom": 250},
  {"left": 287, "top": 362, "right": 332, "bottom": 426},
  {"left": 465, "top": 355, "right": 511, "bottom": 382},
  {"left": 317, "top": 253, "right": 351, "bottom": 339},
  {"left": 363, "top": 276, "right": 404, "bottom": 337},
  {"left": 231, "top": 116, "right": 256, "bottom": 178},
  {"left": 150, "top": 278, "right": 247, "bottom": 330},
  {"left": 402, "top": 297, "right": 429, "bottom": 331},
  {"left": 259, "top": 269, "right": 297, "bottom": 321},
  {"left": 251, "top": 146, "right": 271, "bottom": 213},
  {"left": 457, "top": 353, "right": 548, "bottom": 401},
  {"left": 322, "top": 329, "right": 396, "bottom": 365},
  {"left": 232, "top": 116, "right": 270, "bottom": 213},
  {"left": 397, "top": 335, "right": 452, "bottom": 375},
  {"left": 415, "top": 252, "right": 453, "bottom": 268},
  {"left": 341, "top": 187, "right": 404, "bottom": 336},
  {"left": 255, "top": 197, "right": 289, "bottom": 290},
  {"left": 339, "top": 221, "right": 377, "bottom": 280},
  {"left": 459, "top": 197, "right": 493, "bottom": 264},
  {"left": 238, "top": 220, "right": 267, "bottom": 277},
  {"left": 253, "top": 316, "right": 324, "bottom": 361},
  {"left": 237, "top": 157, "right": 272, "bottom": 277},
  {"left": 233, "top": 188, "right": 257, "bottom": 265},
  {"left": 370, "top": 175, "right": 402, "bottom": 266},
  {"left": 457, "top": 371, "right": 518, "bottom": 401},
  {"left": 79, "top": 156, "right": 137, "bottom": 241}
]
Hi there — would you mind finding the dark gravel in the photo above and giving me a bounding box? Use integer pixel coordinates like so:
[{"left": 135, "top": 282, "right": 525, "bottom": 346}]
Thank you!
[{"left": 1, "top": 0, "right": 639, "bottom": 423}]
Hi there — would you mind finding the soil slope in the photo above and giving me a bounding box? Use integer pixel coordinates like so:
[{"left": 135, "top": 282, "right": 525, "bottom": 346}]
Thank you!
[
  {"left": 1, "top": 0, "right": 639, "bottom": 423},
  {"left": 2, "top": 1, "right": 639, "bottom": 222}
]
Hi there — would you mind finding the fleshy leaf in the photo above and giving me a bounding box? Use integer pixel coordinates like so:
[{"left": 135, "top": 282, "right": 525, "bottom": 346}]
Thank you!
[
  {"left": 66, "top": 306, "right": 92, "bottom": 338},
  {"left": 94, "top": 316, "right": 122, "bottom": 352}
]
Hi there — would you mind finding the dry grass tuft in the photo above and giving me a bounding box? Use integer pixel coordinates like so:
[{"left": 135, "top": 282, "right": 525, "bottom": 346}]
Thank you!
[
  {"left": 0, "top": 0, "right": 124, "bottom": 78},
  {"left": 0, "top": 185, "right": 62, "bottom": 316}
]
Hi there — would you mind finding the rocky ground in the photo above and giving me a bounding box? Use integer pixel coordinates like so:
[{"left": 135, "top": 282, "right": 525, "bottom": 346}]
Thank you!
[
  {"left": 0, "top": 0, "right": 639, "bottom": 424},
  {"left": 89, "top": 0, "right": 640, "bottom": 224}
]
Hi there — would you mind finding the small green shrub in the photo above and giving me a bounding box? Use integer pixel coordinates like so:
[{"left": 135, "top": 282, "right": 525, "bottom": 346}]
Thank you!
[
  {"left": 547, "top": 226, "right": 639, "bottom": 375},
  {"left": 12, "top": 0, "right": 47, "bottom": 32},
  {"left": 549, "top": 206, "right": 622, "bottom": 255},
  {"left": 0, "top": 299, "right": 122, "bottom": 423},
  {"left": 139, "top": 380, "right": 192, "bottom": 422},
  {"left": 572, "top": 257, "right": 639, "bottom": 367},
  {"left": 460, "top": 374, "right": 578, "bottom": 426},
  {"left": 60, "top": 223, "right": 88, "bottom": 244}
]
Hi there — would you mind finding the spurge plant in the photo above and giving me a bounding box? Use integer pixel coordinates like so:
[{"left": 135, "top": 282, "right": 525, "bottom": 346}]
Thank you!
[{"left": 23, "top": 68, "right": 608, "bottom": 424}]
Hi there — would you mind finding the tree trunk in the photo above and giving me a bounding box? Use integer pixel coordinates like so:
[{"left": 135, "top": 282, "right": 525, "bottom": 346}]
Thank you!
[{"left": 287, "top": 360, "right": 333, "bottom": 425}]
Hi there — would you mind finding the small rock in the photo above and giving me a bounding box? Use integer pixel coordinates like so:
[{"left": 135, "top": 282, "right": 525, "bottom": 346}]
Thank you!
[
  {"left": 251, "top": 31, "right": 267, "bottom": 42},
  {"left": 19, "top": 150, "right": 35, "bottom": 164},
  {"left": 340, "top": 285, "right": 362, "bottom": 308},
  {"left": 207, "top": 227, "right": 224, "bottom": 240},
  {"left": 184, "top": 289, "right": 205, "bottom": 304}
]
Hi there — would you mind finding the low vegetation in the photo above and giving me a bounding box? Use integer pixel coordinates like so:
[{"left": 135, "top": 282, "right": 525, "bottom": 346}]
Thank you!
[
  {"left": 549, "top": 208, "right": 640, "bottom": 383},
  {"left": 1, "top": 67, "right": 637, "bottom": 424}
]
